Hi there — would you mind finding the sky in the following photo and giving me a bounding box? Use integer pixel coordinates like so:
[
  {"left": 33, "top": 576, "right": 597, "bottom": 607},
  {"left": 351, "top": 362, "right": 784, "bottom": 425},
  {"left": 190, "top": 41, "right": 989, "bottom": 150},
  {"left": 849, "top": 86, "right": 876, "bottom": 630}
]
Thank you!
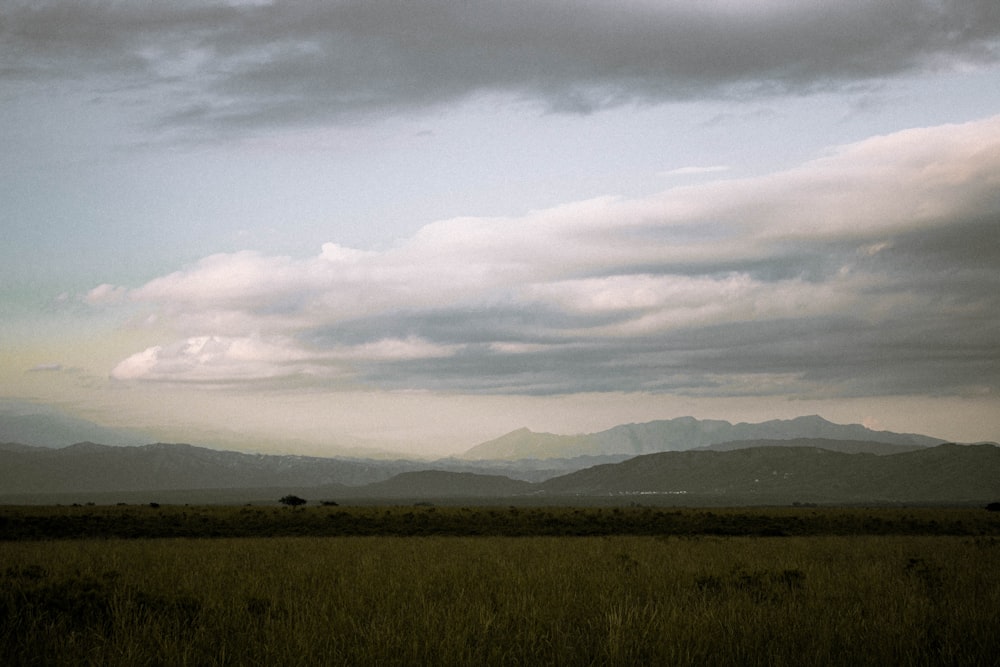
[{"left": 2, "top": 0, "right": 1000, "bottom": 457}]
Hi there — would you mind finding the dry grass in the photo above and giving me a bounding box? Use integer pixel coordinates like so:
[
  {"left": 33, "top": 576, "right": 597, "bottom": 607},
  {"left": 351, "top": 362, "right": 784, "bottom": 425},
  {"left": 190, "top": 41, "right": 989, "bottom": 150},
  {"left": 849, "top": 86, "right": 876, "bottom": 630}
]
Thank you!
[{"left": 2, "top": 533, "right": 998, "bottom": 665}]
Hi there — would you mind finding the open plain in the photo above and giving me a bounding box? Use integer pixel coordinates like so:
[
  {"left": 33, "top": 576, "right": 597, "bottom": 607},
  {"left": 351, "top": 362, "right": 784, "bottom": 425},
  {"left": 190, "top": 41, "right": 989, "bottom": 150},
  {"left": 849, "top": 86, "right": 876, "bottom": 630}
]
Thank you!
[{"left": 2, "top": 504, "right": 998, "bottom": 665}]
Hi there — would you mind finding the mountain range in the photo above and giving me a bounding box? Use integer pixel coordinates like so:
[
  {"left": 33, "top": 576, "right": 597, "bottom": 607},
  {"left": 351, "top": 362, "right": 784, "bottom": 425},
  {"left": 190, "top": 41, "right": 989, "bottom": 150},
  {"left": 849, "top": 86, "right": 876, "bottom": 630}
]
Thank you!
[
  {"left": 462, "top": 415, "right": 944, "bottom": 459},
  {"left": 1, "top": 415, "right": 996, "bottom": 505}
]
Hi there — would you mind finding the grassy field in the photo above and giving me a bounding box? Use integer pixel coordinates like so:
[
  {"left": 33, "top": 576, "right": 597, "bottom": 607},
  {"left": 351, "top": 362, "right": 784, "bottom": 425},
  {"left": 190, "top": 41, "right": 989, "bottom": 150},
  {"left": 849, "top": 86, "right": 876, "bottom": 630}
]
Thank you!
[{"left": 2, "top": 506, "right": 999, "bottom": 665}]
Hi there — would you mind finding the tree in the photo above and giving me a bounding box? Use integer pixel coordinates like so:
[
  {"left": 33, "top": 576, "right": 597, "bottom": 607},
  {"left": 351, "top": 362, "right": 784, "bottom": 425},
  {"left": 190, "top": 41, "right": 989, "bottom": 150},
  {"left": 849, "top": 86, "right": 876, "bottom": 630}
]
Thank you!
[{"left": 279, "top": 494, "right": 307, "bottom": 507}]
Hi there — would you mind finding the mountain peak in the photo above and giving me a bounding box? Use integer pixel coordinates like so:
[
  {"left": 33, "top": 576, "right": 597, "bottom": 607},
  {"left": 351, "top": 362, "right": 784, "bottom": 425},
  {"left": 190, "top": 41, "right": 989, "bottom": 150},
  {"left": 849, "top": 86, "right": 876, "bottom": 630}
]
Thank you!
[
  {"left": 461, "top": 427, "right": 584, "bottom": 460},
  {"left": 792, "top": 415, "right": 831, "bottom": 424},
  {"left": 62, "top": 441, "right": 115, "bottom": 453}
]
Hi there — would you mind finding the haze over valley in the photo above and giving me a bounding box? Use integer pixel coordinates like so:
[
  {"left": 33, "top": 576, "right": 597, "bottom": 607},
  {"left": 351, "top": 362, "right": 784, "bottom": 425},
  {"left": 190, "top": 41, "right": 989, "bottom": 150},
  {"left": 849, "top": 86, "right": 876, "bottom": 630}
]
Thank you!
[{"left": 2, "top": 413, "right": 995, "bottom": 506}]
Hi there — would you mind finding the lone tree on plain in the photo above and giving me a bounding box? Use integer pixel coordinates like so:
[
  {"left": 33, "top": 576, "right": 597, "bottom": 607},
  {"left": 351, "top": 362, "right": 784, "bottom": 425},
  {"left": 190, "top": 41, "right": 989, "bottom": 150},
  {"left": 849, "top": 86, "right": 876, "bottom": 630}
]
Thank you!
[{"left": 279, "top": 494, "right": 307, "bottom": 508}]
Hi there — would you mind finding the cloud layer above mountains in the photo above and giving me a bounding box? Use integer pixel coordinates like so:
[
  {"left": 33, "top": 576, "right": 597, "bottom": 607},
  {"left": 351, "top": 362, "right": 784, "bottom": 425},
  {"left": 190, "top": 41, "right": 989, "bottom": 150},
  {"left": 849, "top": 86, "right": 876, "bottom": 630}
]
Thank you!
[
  {"left": 5, "top": 0, "right": 999, "bottom": 137},
  {"left": 92, "top": 115, "right": 1000, "bottom": 398},
  {"left": 5, "top": 0, "right": 1000, "bottom": 450}
]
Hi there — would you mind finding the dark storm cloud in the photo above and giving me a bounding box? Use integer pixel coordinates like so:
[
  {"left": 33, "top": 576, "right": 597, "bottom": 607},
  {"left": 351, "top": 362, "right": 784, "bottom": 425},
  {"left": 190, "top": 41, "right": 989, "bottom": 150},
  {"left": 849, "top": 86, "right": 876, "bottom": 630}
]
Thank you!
[
  {"left": 3, "top": 0, "right": 998, "bottom": 133},
  {"left": 876, "top": 215, "right": 1000, "bottom": 279},
  {"left": 354, "top": 299, "right": 999, "bottom": 398}
]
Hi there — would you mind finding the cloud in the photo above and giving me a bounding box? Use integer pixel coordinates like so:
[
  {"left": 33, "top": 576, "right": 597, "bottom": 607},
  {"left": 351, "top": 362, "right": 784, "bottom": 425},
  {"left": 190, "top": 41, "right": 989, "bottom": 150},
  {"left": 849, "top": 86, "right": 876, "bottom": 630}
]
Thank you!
[
  {"left": 3, "top": 1, "right": 998, "bottom": 136},
  {"left": 109, "top": 331, "right": 462, "bottom": 384},
  {"left": 27, "top": 363, "right": 63, "bottom": 373},
  {"left": 97, "top": 115, "right": 1000, "bottom": 397},
  {"left": 110, "top": 334, "right": 340, "bottom": 383},
  {"left": 661, "top": 166, "right": 732, "bottom": 177},
  {"left": 84, "top": 283, "right": 128, "bottom": 306}
]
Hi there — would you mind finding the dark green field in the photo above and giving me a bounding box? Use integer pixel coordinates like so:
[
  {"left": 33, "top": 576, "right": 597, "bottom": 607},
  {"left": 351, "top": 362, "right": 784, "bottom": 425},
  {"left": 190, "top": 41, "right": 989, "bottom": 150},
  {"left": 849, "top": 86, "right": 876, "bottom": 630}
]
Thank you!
[
  {"left": 2, "top": 503, "right": 998, "bottom": 539},
  {"left": 2, "top": 505, "right": 999, "bottom": 665}
]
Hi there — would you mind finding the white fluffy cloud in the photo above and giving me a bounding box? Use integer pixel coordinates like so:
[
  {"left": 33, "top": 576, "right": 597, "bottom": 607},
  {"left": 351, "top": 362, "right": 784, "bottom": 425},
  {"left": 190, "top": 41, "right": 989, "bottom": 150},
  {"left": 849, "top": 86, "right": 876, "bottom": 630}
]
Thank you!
[
  {"left": 101, "top": 116, "right": 1000, "bottom": 395},
  {"left": 108, "top": 332, "right": 461, "bottom": 383},
  {"left": 109, "top": 335, "right": 328, "bottom": 382}
]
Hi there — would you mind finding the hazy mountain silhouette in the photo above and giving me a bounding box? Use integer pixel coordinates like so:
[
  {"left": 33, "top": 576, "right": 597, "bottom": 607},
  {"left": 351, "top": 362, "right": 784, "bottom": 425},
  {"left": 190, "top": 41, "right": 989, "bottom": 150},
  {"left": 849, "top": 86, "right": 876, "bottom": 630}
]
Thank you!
[
  {"left": 1, "top": 415, "right": 993, "bottom": 505},
  {"left": 0, "top": 441, "right": 577, "bottom": 501},
  {"left": 461, "top": 415, "right": 944, "bottom": 460},
  {"left": 0, "top": 402, "right": 154, "bottom": 448},
  {"left": 0, "top": 442, "right": 408, "bottom": 496},
  {"left": 2, "top": 440, "right": 996, "bottom": 506}
]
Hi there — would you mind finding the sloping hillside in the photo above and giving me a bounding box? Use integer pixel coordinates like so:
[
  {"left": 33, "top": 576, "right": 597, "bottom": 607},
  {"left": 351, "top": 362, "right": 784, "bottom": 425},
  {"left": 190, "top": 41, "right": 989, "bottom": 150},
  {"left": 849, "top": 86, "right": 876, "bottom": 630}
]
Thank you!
[
  {"left": 537, "top": 444, "right": 1000, "bottom": 503},
  {"left": 347, "top": 470, "right": 535, "bottom": 498},
  {"left": 696, "top": 438, "right": 925, "bottom": 455},
  {"left": 0, "top": 442, "right": 410, "bottom": 495}
]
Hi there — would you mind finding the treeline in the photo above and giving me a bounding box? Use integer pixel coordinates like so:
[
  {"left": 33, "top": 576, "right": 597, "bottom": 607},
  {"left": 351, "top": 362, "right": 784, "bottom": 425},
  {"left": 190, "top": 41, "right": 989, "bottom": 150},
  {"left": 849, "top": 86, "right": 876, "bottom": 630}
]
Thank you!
[{"left": 1, "top": 504, "right": 998, "bottom": 541}]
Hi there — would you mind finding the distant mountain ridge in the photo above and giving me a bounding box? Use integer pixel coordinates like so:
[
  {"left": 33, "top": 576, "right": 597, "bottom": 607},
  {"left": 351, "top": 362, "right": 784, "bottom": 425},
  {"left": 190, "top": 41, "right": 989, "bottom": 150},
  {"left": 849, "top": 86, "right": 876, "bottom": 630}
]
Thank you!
[
  {"left": 2, "top": 439, "right": 997, "bottom": 506},
  {"left": 0, "top": 402, "right": 155, "bottom": 448},
  {"left": 2, "top": 415, "right": 992, "bottom": 505},
  {"left": 462, "top": 415, "right": 945, "bottom": 460},
  {"left": 0, "top": 440, "right": 577, "bottom": 500},
  {"left": 0, "top": 441, "right": 408, "bottom": 496}
]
